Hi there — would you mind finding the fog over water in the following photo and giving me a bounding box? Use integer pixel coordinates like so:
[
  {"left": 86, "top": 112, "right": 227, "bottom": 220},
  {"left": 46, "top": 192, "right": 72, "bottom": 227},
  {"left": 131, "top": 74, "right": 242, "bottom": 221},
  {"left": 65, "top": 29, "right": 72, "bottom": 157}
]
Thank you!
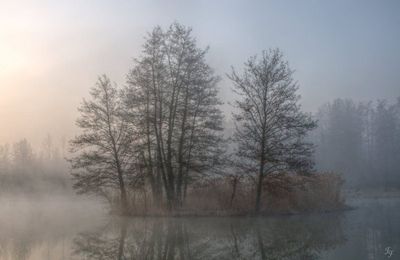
[
  {"left": 0, "top": 196, "right": 398, "bottom": 259},
  {"left": 1, "top": 1, "right": 400, "bottom": 259}
]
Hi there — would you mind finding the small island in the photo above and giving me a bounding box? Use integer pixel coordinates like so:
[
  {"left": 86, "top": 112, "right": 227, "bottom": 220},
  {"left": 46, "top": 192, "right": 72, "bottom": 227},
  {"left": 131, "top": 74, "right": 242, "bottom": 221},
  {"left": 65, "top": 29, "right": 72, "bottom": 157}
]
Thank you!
[
  {"left": 68, "top": 23, "right": 345, "bottom": 217},
  {"left": 1, "top": 2, "right": 400, "bottom": 259}
]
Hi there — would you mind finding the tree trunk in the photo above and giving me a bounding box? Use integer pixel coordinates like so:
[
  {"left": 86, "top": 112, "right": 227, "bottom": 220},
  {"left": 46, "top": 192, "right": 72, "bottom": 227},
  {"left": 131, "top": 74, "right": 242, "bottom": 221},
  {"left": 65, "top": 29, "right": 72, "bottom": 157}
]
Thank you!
[
  {"left": 255, "top": 141, "right": 266, "bottom": 213},
  {"left": 230, "top": 177, "right": 238, "bottom": 208},
  {"left": 176, "top": 87, "right": 189, "bottom": 206},
  {"left": 117, "top": 165, "right": 128, "bottom": 215},
  {"left": 117, "top": 221, "right": 127, "bottom": 260},
  {"left": 255, "top": 165, "right": 264, "bottom": 213}
]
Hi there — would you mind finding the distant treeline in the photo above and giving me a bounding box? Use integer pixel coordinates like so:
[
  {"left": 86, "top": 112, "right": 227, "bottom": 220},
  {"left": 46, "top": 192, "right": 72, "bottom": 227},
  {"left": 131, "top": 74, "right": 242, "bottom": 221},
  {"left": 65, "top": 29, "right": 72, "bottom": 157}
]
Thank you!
[
  {"left": 314, "top": 98, "right": 400, "bottom": 190},
  {"left": 0, "top": 137, "right": 70, "bottom": 194}
]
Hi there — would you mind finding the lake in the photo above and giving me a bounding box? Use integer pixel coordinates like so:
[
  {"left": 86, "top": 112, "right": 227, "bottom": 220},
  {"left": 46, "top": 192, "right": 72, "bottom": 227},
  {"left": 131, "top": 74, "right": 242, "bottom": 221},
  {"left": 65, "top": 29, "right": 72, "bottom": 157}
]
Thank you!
[{"left": 0, "top": 195, "right": 398, "bottom": 259}]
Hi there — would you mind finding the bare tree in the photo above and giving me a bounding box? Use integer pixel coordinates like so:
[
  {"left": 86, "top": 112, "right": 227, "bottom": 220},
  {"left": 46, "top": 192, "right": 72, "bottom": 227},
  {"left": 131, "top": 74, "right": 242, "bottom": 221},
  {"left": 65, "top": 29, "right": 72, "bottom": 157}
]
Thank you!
[
  {"left": 228, "top": 49, "right": 316, "bottom": 213},
  {"left": 314, "top": 99, "right": 365, "bottom": 186},
  {"left": 0, "top": 144, "right": 10, "bottom": 174},
  {"left": 124, "top": 23, "right": 225, "bottom": 209},
  {"left": 314, "top": 97, "right": 400, "bottom": 189},
  {"left": 69, "top": 75, "right": 139, "bottom": 214},
  {"left": 13, "top": 139, "right": 34, "bottom": 166}
]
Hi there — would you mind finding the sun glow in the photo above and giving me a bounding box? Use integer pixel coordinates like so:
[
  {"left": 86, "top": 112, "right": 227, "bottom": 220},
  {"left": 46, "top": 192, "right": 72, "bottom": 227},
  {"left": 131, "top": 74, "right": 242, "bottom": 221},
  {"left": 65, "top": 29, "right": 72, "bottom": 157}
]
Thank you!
[{"left": 0, "top": 44, "right": 27, "bottom": 77}]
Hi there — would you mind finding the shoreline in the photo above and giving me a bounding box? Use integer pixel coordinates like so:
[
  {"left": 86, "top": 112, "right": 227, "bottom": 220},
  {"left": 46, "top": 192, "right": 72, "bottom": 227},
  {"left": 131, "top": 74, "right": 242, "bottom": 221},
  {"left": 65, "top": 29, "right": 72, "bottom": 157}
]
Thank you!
[
  {"left": 113, "top": 204, "right": 353, "bottom": 218},
  {"left": 345, "top": 189, "right": 400, "bottom": 200}
]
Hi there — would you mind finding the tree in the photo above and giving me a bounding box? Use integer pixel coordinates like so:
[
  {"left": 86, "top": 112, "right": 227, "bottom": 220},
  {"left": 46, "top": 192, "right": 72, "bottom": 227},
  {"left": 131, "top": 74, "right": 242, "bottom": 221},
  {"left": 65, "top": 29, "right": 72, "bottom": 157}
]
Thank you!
[
  {"left": 12, "top": 139, "right": 34, "bottom": 166},
  {"left": 69, "top": 75, "right": 139, "bottom": 214},
  {"left": 12, "top": 139, "right": 35, "bottom": 175},
  {"left": 123, "top": 23, "right": 224, "bottom": 208},
  {"left": 0, "top": 144, "right": 10, "bottom": 174},
  {"left": 314, "top": 99, "right": 365, "bottom": 186},
  {"left": 229, "top": 49, "right": 316, "bottom": 213},
  {"left": 314, "top": 97, "right": 400, "bottom": 189},
  {"left": 373, "top": 100, "right": 398, "bottom": 189}
]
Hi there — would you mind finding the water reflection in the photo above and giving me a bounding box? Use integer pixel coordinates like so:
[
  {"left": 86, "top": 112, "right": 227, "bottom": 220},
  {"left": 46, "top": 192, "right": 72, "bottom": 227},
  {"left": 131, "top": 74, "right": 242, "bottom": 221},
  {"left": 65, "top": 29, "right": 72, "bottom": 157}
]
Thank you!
[
  {"left": 73, "top": 214, "right": 346, "bottom": 259},
  {"left": 0, "top": 198, "right": 399, "bottom": 259}
]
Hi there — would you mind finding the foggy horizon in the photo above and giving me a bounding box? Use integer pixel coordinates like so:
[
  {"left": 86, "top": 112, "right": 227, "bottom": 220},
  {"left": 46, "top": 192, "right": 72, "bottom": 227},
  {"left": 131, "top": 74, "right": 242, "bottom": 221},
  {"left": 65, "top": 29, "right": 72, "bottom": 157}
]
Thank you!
[
  {"left": 1, "top": 0, "right": 400, "bottom": 146},
  {"left": 1, "top": 2, "right": 400, "bottom": 259}
]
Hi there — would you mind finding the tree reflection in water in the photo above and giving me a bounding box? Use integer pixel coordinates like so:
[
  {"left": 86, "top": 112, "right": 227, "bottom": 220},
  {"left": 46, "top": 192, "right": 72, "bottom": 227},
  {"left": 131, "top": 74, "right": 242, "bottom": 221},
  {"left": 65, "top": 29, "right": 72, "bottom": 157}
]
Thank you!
[{"left": 73, "top": 214, "right": 346, "bottom": 260}]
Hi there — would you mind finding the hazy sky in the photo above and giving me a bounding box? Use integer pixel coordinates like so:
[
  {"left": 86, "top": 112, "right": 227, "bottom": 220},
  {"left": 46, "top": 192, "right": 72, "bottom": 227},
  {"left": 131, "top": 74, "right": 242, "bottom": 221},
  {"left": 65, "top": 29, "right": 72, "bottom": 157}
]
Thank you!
[{"left": 0, "top": 0, "right": 399, "bottom": 146}]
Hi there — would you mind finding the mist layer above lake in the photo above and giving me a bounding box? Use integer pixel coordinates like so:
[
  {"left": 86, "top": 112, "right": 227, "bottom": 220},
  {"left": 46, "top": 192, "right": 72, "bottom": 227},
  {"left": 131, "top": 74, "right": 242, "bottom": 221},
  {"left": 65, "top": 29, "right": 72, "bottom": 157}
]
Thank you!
[{"left": 0, "top": 196, "right": 398, "bottom": 260}]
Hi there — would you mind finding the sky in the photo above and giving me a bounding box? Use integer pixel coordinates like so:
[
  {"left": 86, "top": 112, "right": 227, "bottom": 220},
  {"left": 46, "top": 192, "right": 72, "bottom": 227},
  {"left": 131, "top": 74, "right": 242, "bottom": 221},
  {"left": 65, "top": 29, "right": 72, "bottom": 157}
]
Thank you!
[{"left": 0, "top": 0, "right": 399, "bottom": 146}]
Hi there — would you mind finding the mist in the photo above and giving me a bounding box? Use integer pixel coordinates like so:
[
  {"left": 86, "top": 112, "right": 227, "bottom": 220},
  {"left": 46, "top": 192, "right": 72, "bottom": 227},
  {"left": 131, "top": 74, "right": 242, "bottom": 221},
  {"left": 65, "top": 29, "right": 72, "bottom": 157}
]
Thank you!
[
  {"left": 1, "top": 1, "right": 400, "bottom": 259},
  {"left": 1, "top": 0, "right": 400, "bottom": 146}
]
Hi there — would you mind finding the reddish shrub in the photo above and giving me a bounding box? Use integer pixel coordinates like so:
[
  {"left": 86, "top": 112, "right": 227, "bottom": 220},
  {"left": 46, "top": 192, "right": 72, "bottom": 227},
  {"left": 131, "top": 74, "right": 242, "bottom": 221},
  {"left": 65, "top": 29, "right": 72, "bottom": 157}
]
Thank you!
[{"left": 263, "top": 172, "right": 345, "bottom": 213}]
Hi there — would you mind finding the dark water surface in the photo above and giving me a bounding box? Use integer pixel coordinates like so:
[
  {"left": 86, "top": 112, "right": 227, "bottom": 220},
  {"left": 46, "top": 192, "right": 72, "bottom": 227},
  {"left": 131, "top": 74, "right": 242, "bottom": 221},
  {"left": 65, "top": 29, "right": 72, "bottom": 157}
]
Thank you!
[{"left": 0, "top": 196, "right": 399, "bottom": 259}]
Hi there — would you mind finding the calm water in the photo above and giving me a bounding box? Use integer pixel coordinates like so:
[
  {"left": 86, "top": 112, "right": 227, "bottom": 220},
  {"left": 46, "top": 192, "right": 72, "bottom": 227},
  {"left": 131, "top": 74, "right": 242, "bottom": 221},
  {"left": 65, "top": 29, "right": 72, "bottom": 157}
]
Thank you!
[{"left": 0, "top": 196, "right": 399, "bottom": 260}]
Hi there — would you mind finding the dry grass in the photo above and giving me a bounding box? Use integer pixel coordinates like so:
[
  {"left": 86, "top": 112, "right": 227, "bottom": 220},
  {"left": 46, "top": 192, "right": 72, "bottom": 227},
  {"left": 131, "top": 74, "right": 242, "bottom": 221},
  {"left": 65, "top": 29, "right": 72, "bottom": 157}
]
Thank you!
[
  {"left": 108, "top": 172, "right": 346, "bottom": 216},
  {"left": 263, "top": 172, "right": 345, "bottom": 214}
]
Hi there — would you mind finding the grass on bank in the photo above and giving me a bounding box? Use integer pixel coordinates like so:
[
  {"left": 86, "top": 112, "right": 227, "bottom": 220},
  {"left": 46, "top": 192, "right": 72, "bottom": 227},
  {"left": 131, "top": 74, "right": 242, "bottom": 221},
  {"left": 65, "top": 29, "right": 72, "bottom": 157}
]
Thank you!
[{"left": 107, "top": 172, "right": 346, "bottom": 217}]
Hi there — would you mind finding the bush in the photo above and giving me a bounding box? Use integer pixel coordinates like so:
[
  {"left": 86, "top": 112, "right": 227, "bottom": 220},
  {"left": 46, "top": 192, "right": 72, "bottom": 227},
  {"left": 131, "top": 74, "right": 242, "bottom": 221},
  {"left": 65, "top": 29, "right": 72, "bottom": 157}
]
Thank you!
[
  {"left": 263, "top": 172, "right": 345, "bottom": 214},
  {"left": 116, "top": 172, "right": 345, "bottom": 216}
]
